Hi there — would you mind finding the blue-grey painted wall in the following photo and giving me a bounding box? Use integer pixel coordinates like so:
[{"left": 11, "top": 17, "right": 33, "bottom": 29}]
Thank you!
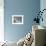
[{"left": 4, "top": 0, "right": 40, "bottom": 42}]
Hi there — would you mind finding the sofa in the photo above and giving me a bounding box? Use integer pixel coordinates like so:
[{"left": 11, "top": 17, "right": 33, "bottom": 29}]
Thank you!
[
  {"left": 32, "top": 25, "right": 46, "bottom": 46},
  {"left": 17, "top": 25, "right": 46, "bottom": 46},
  {"left": 2, "top": 25, "right": 46, "bottom": 46}
]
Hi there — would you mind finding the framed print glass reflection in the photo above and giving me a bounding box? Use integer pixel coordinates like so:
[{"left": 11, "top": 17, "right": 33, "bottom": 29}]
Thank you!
[{"left": 12, "top": 15, "right": 24, "bottom": 24}]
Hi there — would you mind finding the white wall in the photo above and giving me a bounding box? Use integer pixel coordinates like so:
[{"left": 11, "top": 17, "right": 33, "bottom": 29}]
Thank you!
[
  {"left": 0, "top": 0, "right": 4, "bottom": 42},
  {"left": 40, "top": 0, "right": 46, "bottom": 45},
  {"left": 40, "top": 0, "right": 46, "bottom": 27}
]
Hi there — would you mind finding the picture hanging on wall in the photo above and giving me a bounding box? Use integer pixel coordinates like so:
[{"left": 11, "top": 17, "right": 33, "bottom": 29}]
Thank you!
[{"left": 12, "top": 15, "right": 24, "bottom": 24}]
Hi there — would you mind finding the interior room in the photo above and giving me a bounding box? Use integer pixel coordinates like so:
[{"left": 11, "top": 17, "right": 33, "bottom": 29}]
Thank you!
[{"left": 0, "top": 0, "right": 46, "bottom": 46}]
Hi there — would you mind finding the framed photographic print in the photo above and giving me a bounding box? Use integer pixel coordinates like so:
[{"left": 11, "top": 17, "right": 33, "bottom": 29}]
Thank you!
[{"left": 12, "top": 15, "right": 24, "bottom": 24}]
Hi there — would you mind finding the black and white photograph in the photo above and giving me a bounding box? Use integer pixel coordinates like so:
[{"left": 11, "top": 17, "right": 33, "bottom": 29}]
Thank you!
[{"left": 12, "top": 15, "right": 24, "bottom": 24}]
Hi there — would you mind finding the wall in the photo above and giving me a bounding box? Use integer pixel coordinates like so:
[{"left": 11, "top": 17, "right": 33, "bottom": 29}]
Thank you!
[
  {"left": 40, "top": 0, "right": 46, "bottom": 45},
  {"left": 0, "top": 0, "right": 4, "bottom": 42},
  {"left": 4, "top": 0, "right": 40, "bottom": 42},
  {"left": 40, "top": 0, "right": 46, "bottom": 27}
]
